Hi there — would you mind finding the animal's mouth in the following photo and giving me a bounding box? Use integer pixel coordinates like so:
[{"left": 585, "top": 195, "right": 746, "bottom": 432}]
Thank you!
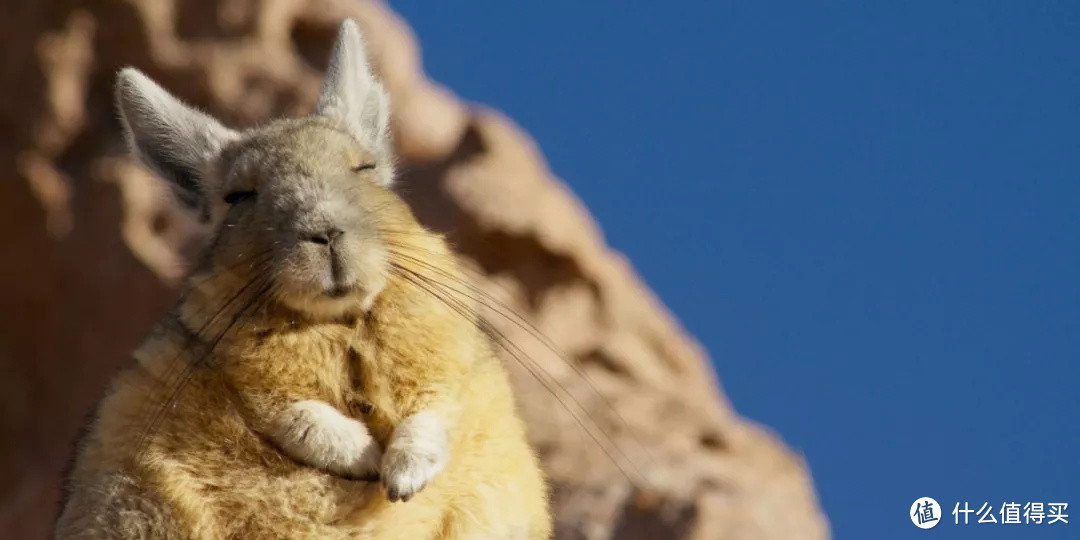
[{"left": 324, "top": 283, "right": 355, "bottom": 299}]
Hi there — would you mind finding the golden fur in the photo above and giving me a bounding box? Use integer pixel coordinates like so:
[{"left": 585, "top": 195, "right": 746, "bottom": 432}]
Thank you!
[{"left": 56, "top": 19, "right": 550, "bottom": 540}]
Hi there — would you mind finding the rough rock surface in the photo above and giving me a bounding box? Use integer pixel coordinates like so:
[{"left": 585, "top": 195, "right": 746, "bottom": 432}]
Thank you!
[{"left": 0, "top": 1, "right": 829, "bottom": 538}]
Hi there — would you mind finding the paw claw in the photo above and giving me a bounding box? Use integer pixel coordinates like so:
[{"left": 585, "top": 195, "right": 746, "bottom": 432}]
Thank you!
[
  {"left": 380, "top": 411, "right": 448, "bottom": 503},
  {"left": 381, "top": 451, "right": 439, "bottom": 502}
]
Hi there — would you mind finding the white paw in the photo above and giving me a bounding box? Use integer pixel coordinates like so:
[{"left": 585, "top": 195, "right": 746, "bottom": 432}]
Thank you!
[
  {"left": 272, "top": 400, "right": 382, "bottom": 479},
  {"left": 381, "top": 411, "right": 448, "bottom": 502}
]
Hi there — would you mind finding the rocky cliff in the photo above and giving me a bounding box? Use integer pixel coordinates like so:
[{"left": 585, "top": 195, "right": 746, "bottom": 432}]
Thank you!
[{"left": 0, "top": 1, "right": 828, "bottom": 538}]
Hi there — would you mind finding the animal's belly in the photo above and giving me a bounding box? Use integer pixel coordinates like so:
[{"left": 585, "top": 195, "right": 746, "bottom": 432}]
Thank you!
[{"left": 140, "top": 391, "right": 379, "bottom": 536}]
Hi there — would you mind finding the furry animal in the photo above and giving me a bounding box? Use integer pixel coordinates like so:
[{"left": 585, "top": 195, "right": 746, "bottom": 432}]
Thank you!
[{"left": 56, "top": 19, "right": 550, "bottom": 539}]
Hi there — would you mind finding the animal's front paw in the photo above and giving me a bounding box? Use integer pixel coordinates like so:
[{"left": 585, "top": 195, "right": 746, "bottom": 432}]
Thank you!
[
  {"left": 380, "top": 411, "right": 448, "bottom": 502},
  {"left": 381, "top": 446, "right": 442, "bottom": 502},
  {"left": 273, "top": 400, "right": 382, "bottom": 480}
]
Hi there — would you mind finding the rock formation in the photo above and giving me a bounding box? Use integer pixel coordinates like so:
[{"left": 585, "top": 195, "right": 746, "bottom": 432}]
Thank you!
[{"left": 0, "top": 1, "right": 828, "bottom": 538}]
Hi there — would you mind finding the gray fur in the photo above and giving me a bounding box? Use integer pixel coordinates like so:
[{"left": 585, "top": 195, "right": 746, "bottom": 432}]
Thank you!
[
  {"left": 314, "top": 19, "right": 395, "bottom": 186},
  {"left": 114, "top": 20, "right": 396, "bottom": 317},
  {"left": 115, "top": 69, "right": 238, "bottom": 219},
  {"left": 115, "top": 18, "right": 394, "bottom": 216}
]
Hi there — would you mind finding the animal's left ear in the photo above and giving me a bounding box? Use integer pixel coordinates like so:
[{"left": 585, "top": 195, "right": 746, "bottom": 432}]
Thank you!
[
  {"left": 315, "top": 19, "right": 393, "bottom": 185},
  {"left": 115, "top": 68, "right": 239, "bottom": 220}
]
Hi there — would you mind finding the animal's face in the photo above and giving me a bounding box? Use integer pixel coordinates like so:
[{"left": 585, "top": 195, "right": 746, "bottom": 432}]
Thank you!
[
  {"left": 116, "top": 20, "right": 398, "bottom": 319},
  {"left": 210, "top": 120, "right": 391, "bottom": 317}
]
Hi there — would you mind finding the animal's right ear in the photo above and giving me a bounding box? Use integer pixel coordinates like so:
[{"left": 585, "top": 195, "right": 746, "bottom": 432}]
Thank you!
[
  {"left": 315, "top": 19, "right": 394, "bottom": 185},
  {"left": 115, "top": 68, "right": 238, "bottom": 219}
]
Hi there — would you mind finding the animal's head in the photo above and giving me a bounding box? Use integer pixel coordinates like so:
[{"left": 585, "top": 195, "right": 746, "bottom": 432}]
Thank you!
[{"left": 116, "top": 20, "right": 404, "bottom": 320}]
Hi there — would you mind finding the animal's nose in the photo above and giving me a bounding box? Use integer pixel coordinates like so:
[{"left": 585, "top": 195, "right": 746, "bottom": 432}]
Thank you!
[{"left": 306, "top": 228, "right": 344, "bottom": 246}]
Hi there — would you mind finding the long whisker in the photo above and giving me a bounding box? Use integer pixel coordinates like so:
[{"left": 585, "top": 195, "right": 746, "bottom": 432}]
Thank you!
[
  {"left": 378, "top": 228, "right": 452, "bottom": 239},
  {"left": 187, "top": 250, "right": 275, "bottom": 289},
  {"left": 389, "top": 263, "right": 646, "bottom": 484},
  {"left": 133, "top": 273, "right": 275, "bottom": 459},
  {"left": 385, "top": 244, "right": 658, "bottom": 469},
  {"left": 390, "top": 264, "right": 641, "bottom": 481},
  {"left": 150, "top": 253, "right": 278, "bottom": 399},
  {"left": 136, "top": 260, "right": 273, "bottom": 439}
]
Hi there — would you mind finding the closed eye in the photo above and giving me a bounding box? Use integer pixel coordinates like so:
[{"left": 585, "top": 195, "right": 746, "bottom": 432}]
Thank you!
[
  {"left": 224, "top": 190, "right": 257, "bottom": 205},
  {"left": 351, "top": 163, "right": 376, "bottom": 172}
]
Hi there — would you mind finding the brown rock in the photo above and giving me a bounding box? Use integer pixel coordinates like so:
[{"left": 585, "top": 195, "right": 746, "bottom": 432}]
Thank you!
[{"left": 0, "top": 1, "right": 828, "bottom": 538}]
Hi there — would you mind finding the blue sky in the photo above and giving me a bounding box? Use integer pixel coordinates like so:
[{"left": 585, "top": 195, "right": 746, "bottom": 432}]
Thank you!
[{"left": 393, "top": 2, "right": 1079, "bottom": 538}]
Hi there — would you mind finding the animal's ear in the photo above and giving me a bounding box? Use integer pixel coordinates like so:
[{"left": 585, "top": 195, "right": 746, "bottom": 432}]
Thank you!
[
  {"left": 315, "top": 19, "right": 393, "bottom": 185},
  {"left": 115, "top": 68, "right": 238, "bottom": 219}
]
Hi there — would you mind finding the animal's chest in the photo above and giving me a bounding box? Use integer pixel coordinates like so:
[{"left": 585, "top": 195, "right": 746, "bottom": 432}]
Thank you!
[
  {"left": 230, "top": 326, "right": 366, "bottom": 416},
  {"left": 248, "top": 320, "right": 446, "bottom": 442},
  {"left": 344, "top": 338, "right": 416, "bottom": 442}
]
